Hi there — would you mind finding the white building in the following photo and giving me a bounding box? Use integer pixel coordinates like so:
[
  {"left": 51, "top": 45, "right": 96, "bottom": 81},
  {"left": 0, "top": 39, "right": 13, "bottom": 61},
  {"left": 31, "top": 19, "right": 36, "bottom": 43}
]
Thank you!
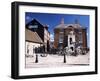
[
  {"left": 26, "top": 19, "right": 50, "bottom": 52},
  {"left": 25, "top": 28, "right": 43, "bottom": 57}
]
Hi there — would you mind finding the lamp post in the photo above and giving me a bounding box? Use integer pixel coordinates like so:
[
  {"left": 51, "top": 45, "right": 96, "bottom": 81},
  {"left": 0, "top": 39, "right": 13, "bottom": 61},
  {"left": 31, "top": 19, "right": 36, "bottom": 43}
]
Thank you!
[
  {"left": 35, "top": 47, "right": 38, "bottom": 63},
  {"left": 60, "top": 38, "right": 66, "bottom": 63},
  {"left": 63, "top": 48, "right": 66, "bottom": 63}
]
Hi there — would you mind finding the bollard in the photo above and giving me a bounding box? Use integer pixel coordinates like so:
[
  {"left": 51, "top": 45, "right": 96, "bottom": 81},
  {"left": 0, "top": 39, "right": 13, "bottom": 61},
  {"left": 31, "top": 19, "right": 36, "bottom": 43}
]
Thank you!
[
  {"left": 35, "top": 54, "right": 38, "bottom": 63},
  {"left": 64, "top": 53, "right": 66, "bottom": 63}
]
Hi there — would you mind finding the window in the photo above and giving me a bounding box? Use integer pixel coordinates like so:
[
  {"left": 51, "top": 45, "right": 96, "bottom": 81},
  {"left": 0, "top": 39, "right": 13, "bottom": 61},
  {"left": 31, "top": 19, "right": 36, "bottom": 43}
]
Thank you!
[
  {"left": 59, "top": 33, "right": 64, "bottom": 43},
  {"left": 33, "top": 45, "right": 35, "bottom": 54},
  {"left": 64, "top": 36, "right": 68, "bottom": 47},
  {"left": 70, "top": 38, "right": 72, "bottom": 44},
  {"left": 59, "top": 29, "right": 64, "bottom": 34},
  {"left": 29, "top": 25, "right": 38, "bottom": 29},
  {"left": 27, "top": 45, "right": 29, "bottom": 54},
  {"left": 79, "top": 32, "right": 82, "bottom": 43}
]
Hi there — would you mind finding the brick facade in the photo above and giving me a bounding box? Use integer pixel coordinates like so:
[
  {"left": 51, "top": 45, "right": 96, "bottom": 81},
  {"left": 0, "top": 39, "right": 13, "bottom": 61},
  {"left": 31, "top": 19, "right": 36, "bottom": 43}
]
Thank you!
[{"left": 54, "top": 20, "right": 87, "bottom": 49}]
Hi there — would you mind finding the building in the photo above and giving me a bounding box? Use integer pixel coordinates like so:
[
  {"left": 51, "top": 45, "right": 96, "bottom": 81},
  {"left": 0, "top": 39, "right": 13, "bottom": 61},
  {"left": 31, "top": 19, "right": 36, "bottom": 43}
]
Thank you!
[
  {"left": 26, "top": 19, "right": 50, "bottom": 52},
  {"left": 25, "top": 28, "right": 43, "bottom": 56},
  {"left": 54, "top": 18, "right": 87, "bottom": 51},
  {"left": 44, "top": 25, "right": 50, "bottom": 52}
]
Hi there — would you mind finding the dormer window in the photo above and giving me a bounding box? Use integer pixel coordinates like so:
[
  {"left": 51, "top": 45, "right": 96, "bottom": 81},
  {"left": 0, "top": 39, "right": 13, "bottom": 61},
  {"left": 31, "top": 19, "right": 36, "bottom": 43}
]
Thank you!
[{"left": 29, "top": 25, "right": 38, "bottom": 29}]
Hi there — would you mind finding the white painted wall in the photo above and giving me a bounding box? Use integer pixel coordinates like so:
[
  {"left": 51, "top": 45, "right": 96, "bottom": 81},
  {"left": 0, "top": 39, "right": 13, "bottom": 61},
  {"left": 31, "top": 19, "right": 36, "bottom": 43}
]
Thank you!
[
  {"left": 25, "top": 41, "right": 41, "bottom": 56},
  {"left": 0, "top": 0, "right": 99, "bottom": 81},
  {"left": 44, "top": 28, "right": 50, "bottom": 43}
]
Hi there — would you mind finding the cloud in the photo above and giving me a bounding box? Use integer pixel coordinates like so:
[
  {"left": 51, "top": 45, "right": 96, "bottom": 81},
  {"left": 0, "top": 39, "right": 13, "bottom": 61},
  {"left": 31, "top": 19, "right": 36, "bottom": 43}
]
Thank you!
[
  {"left": 50, "top": 34, "right": 54, "bottom": 42},
  {"left": 26, "top": 16, "right": 31, "bottom": 20}
]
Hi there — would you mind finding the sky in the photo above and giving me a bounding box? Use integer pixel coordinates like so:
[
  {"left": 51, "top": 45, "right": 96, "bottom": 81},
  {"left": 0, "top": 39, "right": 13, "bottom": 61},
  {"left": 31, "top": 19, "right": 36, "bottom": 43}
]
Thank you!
[{"left": 25, "top": 12, "right": 90, "bottom": 47}]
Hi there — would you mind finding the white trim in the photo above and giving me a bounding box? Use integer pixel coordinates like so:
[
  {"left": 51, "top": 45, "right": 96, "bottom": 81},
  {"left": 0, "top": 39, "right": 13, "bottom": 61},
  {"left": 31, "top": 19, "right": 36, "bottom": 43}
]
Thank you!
[{"left": 19, "top": 5, "right": 95, "bottom": 76}]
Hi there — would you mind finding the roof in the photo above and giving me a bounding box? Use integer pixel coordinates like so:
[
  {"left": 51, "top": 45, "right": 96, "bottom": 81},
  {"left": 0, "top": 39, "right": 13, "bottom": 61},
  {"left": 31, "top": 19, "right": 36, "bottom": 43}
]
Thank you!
[
  {"left": 25, "top": 28, "right": 43, "bottom": 44},
  {"left": 26, "top": 19, "right": 49, "bottom": 29},
  {"left": 55, "top": 18, "right": 86, "bottom": 29},
  {"left": 55, "top": 23, "right": 85, "bottom": 29},
  {"left": 26, "top": 19, "right": 43, "bottom": 27}
]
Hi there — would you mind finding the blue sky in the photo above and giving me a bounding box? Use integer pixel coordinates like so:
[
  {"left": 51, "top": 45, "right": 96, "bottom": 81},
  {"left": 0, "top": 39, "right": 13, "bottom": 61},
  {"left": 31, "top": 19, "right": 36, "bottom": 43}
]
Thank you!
[{"left": 25, "top": 12, "right": 90, "bottom": 47}]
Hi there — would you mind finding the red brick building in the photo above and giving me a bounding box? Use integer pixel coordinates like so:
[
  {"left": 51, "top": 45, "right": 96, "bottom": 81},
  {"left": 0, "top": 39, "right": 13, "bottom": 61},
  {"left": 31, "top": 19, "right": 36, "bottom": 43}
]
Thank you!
[{"left": 54, "top": 18, "right": 87, "bottom": 50}]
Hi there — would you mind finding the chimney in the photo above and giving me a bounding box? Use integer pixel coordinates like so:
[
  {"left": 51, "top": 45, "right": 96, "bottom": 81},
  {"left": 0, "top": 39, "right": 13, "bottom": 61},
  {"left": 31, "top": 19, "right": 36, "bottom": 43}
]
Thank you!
[
  {"left": 44, "top": 24, "right": 48, "bottom": 30},
  {"left": 61, "top": 18, "right": 64, "bottom": 24}
]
